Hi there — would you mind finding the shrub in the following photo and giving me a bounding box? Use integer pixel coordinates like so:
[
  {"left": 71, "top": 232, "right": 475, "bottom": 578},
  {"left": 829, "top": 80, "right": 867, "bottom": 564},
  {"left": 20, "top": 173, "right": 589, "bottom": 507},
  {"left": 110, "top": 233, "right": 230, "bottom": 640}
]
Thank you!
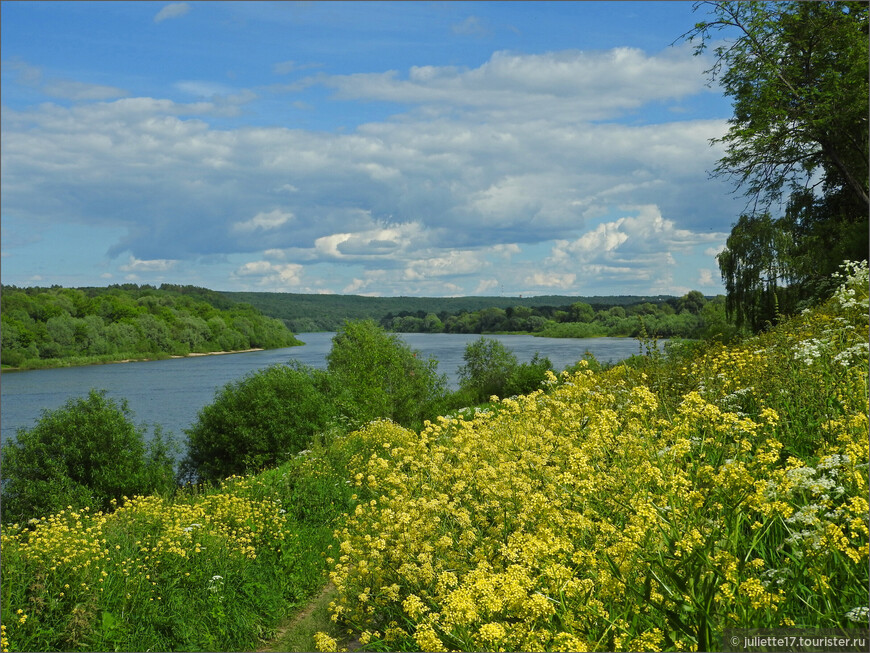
[
  {"left": 179, "top": 362, "right": 338, "bottom": 484},
  {"left": 326, "top": 320, "right": 447, "bottom": 430},
  {"left": 0, "top": 390, "right": 177, "bottom": 523},
  {"left": 505, "top": 352, "right": 554, "bottom": 397},
  {"left": 458, "top": 337, "right": 518, "bottom": 402},
  {"left": 458, "top": 338, "right": 552, "bottom": 403}
]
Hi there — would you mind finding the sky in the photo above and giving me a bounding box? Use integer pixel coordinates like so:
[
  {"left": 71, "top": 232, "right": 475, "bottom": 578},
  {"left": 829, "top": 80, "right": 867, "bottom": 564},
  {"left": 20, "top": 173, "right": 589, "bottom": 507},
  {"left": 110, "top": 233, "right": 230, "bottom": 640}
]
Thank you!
[{"left": 1, "top": 1, "right": 747, "bottom": 297}]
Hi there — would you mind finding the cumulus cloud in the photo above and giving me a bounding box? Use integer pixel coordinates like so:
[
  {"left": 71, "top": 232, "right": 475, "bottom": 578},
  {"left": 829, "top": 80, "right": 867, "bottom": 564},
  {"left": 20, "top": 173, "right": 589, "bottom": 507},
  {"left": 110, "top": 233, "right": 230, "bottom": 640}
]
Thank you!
[
  {"left": 526, "top": 272, "right": 578, "bottom": 289},
  {"left": 234, "top": 260, "right": 304, "bottom": 287},
  {"left": 316, "top": 45, "right": 709, "bottom": 122},
  {"left": 154, "top": 3, "right": 190, "bottom": 23},
  {"left": 543, "top": 205, "right": 728, "bottom": 293},
  {"left": 698, "top": 269, "right": 718, "bottom": 287},
  {"left": 1, "top": 44, "right": 739, "bottom": 295}
]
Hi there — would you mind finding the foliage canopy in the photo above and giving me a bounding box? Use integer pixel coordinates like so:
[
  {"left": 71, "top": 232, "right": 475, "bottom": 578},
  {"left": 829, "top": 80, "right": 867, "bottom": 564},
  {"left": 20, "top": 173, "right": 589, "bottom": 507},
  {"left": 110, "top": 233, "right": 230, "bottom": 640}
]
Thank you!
[
  {"left": 179, "top": 362, "right": 338, "bottom": 484},
  {"left": 326, "top": 320, "right": 448, "bottom": 430},
  {"left": 1, "top": 390, "right": 176, "bottom": 523},
  {"left": 684, "top": 1, "right": 869, "bottom": 330}
]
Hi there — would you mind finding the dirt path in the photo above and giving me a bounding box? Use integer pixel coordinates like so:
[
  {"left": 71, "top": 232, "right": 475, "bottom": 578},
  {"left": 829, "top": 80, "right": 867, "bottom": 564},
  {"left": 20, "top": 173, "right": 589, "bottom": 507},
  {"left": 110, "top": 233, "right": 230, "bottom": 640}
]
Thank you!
[{"left": 257, "top": 582, "right": 338, "bottom": 652}]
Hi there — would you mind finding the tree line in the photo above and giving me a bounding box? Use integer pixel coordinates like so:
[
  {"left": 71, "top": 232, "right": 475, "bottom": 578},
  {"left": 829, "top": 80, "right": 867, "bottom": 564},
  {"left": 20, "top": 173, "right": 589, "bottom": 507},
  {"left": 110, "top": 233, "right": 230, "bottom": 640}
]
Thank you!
[
  {"left": 380, "top": 290, "right": 737, "bottom": 340},
  {"left": 0, "top": 284, "right": 301, "bottom": 369},
  {"left": 219, "top": 290, "right": 680, "bottom": 333}
]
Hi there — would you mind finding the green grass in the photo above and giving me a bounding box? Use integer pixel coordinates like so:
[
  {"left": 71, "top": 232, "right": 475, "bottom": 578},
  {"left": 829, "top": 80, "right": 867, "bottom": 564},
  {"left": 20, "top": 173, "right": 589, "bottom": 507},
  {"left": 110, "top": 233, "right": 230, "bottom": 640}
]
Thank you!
[{"left": 0, "top": 441, "right": 349, "bottom": 652}]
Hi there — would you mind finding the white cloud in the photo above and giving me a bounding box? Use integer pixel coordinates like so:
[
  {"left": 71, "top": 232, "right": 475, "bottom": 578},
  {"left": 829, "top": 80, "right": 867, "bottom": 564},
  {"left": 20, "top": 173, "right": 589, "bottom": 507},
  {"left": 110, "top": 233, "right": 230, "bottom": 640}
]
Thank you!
[
  {"left": 273, "top": 61, "right": 299, "bottom": 75},
  {"left": 175, "top": 80, "right": 234, "bottom": 97},
  {"left": 313, "top": 222, "right": 425, "bottom": 260},
  {"left": 526, "top": 272, "right": 577, "bottom": 289},
  {"left": 119, "top": 256, "right": 176, "bottom": 272},
  {"left": 233, "top": 210, "right": 295, "bottom": 232},
  {"left": 543, "top": 205, "right": 728, "bottom": 293},
  {"left": 404, "top": 250, "right": 485, "bottom": 280},
  {"left": 5, "top": 60, "right": 128, "bottom": 101},
  {"left": 698, "top": 269, "right": 717, "bottom": 287},
  {"left": 43, "top": 80, "right": 128, "bottom": 101},
  {"left": 317, "top": 45, "right": 710, "bottom": 122},
  {"left": 1, "top": 44, "right": 739, "bottom": 295},
  {"left": 234, "top": 260, "right": 304, "bottom": 287},
  {"left": 474, "top": 279, "right": 500, "bottom": 294},
  {"left": 154, "top": 3, "right": 190, "bottom": 23}
]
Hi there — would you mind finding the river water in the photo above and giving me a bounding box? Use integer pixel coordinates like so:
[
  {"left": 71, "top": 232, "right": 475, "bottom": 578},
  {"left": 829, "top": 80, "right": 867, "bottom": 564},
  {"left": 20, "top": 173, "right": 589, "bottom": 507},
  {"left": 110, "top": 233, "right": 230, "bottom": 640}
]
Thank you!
[{"left": 1, "top": 333, "right": 647, "bottom": 444}]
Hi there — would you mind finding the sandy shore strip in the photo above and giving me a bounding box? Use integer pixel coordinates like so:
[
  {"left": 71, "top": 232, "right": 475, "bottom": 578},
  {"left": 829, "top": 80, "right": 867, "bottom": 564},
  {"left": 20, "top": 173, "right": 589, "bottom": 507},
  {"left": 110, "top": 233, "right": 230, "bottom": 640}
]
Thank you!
[
  {"left": 173, "top": 348, "right": 265, "bottom": 358},
  {"left": 113, "top": 348, "right": 265, "bottom": 363}
]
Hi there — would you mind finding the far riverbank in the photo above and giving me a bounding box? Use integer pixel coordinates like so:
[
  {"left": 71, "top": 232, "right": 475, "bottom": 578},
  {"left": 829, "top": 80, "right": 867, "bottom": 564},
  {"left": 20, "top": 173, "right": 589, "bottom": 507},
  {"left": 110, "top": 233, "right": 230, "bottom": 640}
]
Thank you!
[{"left": 1, "top": 347, "right": 271, "bottom": 373}]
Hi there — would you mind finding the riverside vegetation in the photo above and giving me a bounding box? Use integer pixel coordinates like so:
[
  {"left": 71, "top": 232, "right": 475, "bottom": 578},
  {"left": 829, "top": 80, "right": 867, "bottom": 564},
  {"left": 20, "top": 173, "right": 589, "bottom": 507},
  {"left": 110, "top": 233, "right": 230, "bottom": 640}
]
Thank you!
[
  {"left": 0, "top": 284, "right": 302, "bottom": 370},
  {"left": 1, "top": 261, "right": 867, "bottom": 652}
]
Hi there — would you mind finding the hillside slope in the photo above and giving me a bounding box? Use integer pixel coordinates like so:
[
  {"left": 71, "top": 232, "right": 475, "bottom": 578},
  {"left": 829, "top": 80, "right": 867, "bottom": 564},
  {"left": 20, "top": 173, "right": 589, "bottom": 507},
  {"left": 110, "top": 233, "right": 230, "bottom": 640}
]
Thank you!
[{"left": 318, "top": 261, "right": 869, "bottom": 651}]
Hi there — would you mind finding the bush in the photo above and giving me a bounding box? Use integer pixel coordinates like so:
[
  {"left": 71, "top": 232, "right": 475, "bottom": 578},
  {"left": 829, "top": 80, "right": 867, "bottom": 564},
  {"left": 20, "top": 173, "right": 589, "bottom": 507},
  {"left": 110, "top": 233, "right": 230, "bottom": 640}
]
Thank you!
[
  {"left": 326, "top": 320, "right": 447, "bottom": 430},
  {"left": 179, "top": 362, "right": 338, "bottom": 484},
  {"left": 505, "top": 352, "right": 554, "bottom": 397},
  {"left": 458, "top": 337, "right": 518, "bottom": 403},
  {"left": 459, "top": 339, "right": 554, "bottom": 402},
  {"left": 0, "top": 390, "right": 177, "bottom": 523}
]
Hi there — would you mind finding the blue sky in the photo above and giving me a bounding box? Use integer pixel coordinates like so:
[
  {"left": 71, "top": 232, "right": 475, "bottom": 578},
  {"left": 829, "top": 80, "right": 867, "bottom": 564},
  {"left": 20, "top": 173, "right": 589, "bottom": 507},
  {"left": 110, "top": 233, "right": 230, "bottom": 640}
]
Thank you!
[{"left": 2, "top": 1, "right": 745, "bottom": 297}]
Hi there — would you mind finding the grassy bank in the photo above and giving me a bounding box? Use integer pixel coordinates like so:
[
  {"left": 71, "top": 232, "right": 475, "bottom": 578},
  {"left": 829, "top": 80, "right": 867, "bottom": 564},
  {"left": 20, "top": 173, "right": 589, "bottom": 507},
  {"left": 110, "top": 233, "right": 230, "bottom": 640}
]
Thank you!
[
  {"left": 2, "top": 263, "right": 867, "bottom": 652},
  {"left": 318, "top": 261, "right": 868, "bottom": 651},
  {"left": 0, "top": 429, "right": 355, "bottom": 653}
]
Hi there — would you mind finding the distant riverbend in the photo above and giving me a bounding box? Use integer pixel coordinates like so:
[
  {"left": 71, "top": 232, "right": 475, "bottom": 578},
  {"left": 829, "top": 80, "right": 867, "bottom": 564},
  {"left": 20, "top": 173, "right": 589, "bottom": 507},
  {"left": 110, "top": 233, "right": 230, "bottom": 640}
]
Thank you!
[{"left": 1, "top": 333, "right": 651, "bottom": 447}]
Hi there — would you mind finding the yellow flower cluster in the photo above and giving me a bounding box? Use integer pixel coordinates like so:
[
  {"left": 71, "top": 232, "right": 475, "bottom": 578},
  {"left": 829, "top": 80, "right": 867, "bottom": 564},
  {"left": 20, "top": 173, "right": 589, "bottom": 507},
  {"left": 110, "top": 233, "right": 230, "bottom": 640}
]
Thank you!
[
  {"left": 1, "top": 479, "right": 289, "bottom": 651},
  {"left": 319, "top": 264, "right": 869, "bottom": 651}
]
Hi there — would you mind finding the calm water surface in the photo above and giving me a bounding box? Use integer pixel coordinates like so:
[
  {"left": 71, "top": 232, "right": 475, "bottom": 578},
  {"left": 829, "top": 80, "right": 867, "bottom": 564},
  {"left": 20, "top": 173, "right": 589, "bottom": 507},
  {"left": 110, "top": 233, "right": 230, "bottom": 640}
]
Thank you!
[{"left": 1, "top": 333, "right": 646, "bottom": 444}]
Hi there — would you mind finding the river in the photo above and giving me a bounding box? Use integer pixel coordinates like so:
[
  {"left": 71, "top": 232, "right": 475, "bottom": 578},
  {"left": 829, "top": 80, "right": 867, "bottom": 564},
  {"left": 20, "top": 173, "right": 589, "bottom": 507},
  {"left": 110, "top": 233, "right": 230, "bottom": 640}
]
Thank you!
[{"left": 1, "top": 333, "right": 648, "bottom": 444}]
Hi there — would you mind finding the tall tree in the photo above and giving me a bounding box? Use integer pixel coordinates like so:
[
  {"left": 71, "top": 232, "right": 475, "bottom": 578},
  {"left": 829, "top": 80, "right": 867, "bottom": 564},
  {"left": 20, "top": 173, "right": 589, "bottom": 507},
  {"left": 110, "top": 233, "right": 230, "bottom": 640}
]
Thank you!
[
  {"left": 683, "top": 1, "right": 869, "bottom": 328},
  {"left": 717, "top": 213, "right": 796, "bottom": 330}
]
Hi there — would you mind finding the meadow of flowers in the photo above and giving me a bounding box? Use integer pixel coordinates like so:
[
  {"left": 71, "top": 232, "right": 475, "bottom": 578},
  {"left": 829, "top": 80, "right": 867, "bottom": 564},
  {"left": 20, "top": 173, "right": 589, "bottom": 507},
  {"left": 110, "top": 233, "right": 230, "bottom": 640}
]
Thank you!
[
  {"left": 2, "top": 262, "right": 867, "bottom": 652},
  {"left": 0, "top": 468, "right": 343, "bottom": 652},
  {"left": 319, "top": 261, "right": 869, "bottom": 652}
]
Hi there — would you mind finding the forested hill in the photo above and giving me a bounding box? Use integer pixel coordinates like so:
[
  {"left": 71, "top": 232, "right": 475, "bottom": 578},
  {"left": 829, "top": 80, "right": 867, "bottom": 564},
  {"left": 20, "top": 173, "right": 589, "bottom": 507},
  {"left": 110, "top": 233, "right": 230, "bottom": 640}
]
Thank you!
[
  {"left": 0, "top": 284, "right": 302, "bottom": 370},
  {"left": 219, "top": 291, "right": 679, "bottom": 333}
]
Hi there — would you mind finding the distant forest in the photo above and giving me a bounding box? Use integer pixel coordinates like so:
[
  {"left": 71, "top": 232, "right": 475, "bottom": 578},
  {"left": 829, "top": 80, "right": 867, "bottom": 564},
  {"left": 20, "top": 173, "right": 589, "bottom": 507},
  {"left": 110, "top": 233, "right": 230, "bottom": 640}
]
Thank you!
[
  {"left": 1, "top": 284, "right": 734, "bottom": 371},
  {"left": 1, "top": 284, "right": 301, "bottom": 369},
  {"left": 221, "top": 289, "right": 732, "bottom": 340}
]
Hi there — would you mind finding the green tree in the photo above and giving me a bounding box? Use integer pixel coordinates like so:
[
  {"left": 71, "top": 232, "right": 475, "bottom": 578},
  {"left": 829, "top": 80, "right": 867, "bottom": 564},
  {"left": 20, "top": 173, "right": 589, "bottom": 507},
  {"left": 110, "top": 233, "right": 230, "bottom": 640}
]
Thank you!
[
  {"left": 505, "top": 352, "right": 554, "bottom": 397},
  {"left": 685, "top": 1, "right": 869, "bottom": 326},
  {"left": 326, "top": 320, "right": 447, "bottom": 429},
  {"left": 458, "top": 337, "right": 519, "bottom": 403},
  {"left": 180, "top": 363, "right": 337, "bottom": 484},
  {"left": 717, "top": 213, "right": 796, "bottom": 330},
  {"left": 686, "top": 1, "right": 868, "bottom": 210},
  {"left": 677, "top": 290, "right": 707, "bottom": 315},
  {"left": 1, "top": 390, "right": 177, "bottom": 522},
  {"left": 569, "top": 302, "right": 595, "bottom": 322}
]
